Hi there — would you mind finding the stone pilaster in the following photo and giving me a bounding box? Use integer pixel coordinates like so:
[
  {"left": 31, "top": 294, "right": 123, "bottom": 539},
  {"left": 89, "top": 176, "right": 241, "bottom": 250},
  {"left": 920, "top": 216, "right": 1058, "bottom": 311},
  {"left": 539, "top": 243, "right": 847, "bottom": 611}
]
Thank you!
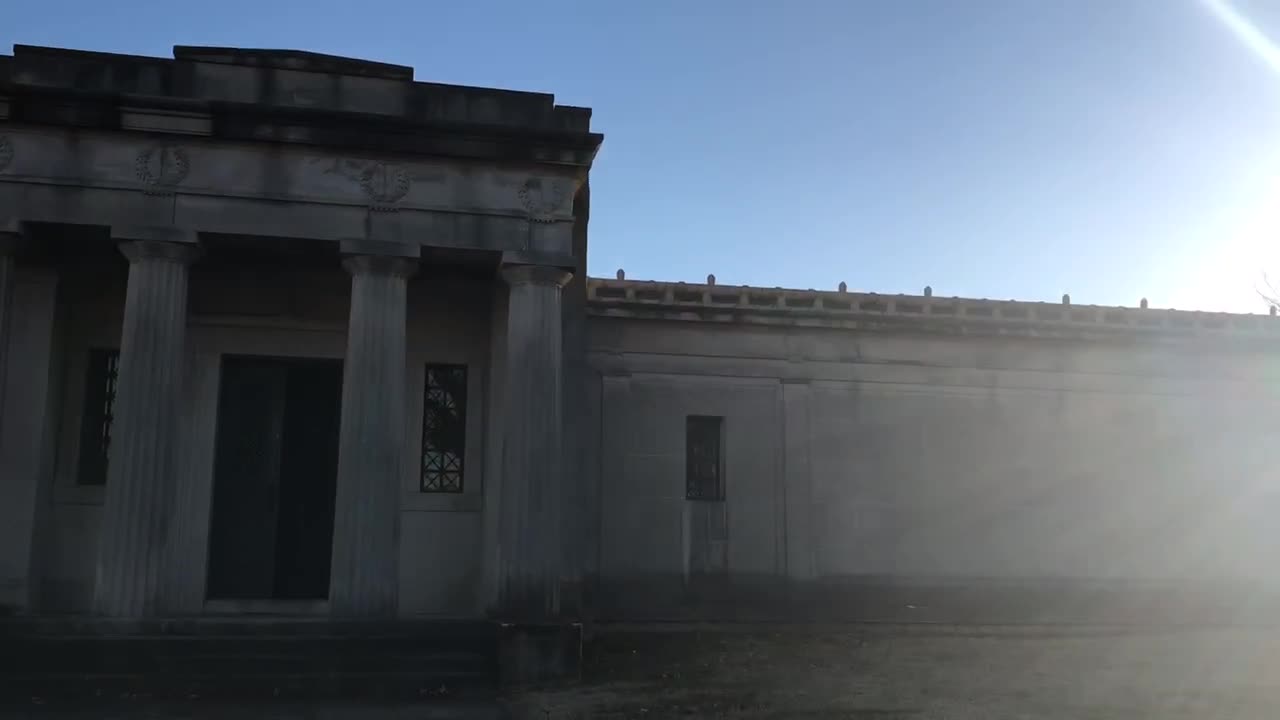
[
  {"left": 329, "top": 254, "right": 417, "bottom": 617},
  {"left": 0, "top": 229, "right": 17, "bottom": 429},
  {"left": 497, "top": 263, "right": 572, "bottom": 621},
  {"left": 94, "top": 238, "right": 199, "bottom": 617},
  {"left": 0, "top": 228, "right": 22, "bottom": 611},
  {"left": 782, "top": 379, "right": 816, "bottom": 581}
]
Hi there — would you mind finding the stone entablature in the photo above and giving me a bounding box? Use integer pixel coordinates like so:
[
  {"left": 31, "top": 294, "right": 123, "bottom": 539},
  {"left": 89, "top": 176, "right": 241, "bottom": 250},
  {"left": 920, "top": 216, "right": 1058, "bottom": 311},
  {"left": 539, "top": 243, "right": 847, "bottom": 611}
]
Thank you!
[
  {"left": 0, "top": 130, "right": 580, "bottom": 222},
  {"left": 587, "top": 277, "right": 1280, "bottom": 341}
]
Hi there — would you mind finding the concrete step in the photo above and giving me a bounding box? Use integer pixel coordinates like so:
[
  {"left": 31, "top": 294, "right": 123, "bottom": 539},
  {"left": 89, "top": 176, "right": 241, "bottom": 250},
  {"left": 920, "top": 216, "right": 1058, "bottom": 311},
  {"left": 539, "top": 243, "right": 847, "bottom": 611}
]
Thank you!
[
  {"left": 2, "top": 639, "right": 495, "bottom": 673},
  {"left": 1, "top": 670, "right": 499, "bottom": 703},
  {"left": 1, "top": 618, "right": 499, "bottom": 639},
  {"left": 0, "top": 700, "right": 511, "bottom": 719},
  {"left": 0, "top": 619, "right": 502, "bottom": 703},
  {"left": 4, "top": 649, "right": 494, "bottom": 675}
]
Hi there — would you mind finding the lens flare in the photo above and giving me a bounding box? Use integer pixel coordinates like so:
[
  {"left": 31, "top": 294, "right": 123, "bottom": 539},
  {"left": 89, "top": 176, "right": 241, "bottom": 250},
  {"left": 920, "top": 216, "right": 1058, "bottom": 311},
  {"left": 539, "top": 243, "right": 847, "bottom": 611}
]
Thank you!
[{"left": 1199, "top": 0, "right": 1280, "bottom": 75}]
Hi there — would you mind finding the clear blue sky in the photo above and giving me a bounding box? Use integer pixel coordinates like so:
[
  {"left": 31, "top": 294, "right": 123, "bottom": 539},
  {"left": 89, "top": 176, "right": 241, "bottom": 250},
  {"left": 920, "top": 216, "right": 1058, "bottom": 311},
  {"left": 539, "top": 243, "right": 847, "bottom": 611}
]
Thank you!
[{"left": 5, "top": 0, "right": 1280, "bottom": 311}]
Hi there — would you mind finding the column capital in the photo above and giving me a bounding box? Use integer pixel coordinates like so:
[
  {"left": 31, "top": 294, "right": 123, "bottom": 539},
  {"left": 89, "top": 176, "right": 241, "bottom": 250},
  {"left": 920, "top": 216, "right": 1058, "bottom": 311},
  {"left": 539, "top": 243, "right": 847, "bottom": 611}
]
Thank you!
[
  {"left": 118, "top": 240, "right": 203, "bottom": 265},
  {"left": 342, "top": 254, "right": 419, "bottom": 279},
  {"left": 501, "top": 264, "right": 573, "bottom": 289}
]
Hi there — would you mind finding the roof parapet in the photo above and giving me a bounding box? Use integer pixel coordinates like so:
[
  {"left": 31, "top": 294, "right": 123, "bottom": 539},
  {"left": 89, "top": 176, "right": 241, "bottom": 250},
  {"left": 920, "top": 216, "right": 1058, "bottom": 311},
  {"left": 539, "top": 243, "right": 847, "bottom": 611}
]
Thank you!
[{"left": 586, "top": 277, "right": 1277, "bottom": 338}]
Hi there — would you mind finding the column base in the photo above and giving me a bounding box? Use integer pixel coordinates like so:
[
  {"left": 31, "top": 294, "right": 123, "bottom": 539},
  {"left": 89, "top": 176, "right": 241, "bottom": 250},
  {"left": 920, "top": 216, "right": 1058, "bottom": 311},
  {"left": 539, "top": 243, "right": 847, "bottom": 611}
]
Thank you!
[{"left": 496, "top": 622, "right": 582, "bottom": 687}]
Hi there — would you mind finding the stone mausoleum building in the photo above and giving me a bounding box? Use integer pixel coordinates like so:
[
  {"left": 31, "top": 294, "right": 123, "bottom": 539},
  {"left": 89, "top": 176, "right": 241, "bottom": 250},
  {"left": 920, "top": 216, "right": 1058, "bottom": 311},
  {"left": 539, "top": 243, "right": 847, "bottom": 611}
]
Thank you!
[{"left": 3, "top": 45, "right": 1280, "bottom": 683}]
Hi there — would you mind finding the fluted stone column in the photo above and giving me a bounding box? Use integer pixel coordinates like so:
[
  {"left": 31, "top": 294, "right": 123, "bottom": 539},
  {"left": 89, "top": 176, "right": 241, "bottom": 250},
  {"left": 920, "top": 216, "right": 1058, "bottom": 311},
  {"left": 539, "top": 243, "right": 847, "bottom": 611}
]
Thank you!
[
  {"left": 497, "top": 264, "right": 572, "bottom": 621},
  {"left": 94, "top": 238, "right": 199, "bottom": 617},
  {"left": 329, "top": 254, "right": 417, "bottom": 617}
]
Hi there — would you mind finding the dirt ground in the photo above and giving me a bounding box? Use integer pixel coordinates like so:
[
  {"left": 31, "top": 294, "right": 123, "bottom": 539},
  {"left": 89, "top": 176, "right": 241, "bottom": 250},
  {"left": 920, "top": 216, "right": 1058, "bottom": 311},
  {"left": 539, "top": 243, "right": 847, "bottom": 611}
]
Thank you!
[{"left": 511, "top": 623, "right": 1280, "bottom": 719}]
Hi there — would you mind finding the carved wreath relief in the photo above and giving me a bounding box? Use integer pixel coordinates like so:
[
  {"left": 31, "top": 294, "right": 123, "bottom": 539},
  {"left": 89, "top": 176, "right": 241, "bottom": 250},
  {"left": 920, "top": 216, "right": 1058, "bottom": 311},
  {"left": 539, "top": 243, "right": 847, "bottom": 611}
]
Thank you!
[
  {"left": 518, "top": 177, "right": 571, "bottom": 222},
  {"left": 359, "top": 162, "right": 411, "bottom": 210},
  {"left": 0, "top": 136, "right": 13, "bottom": 173},
  {"left": 324, "top": 158, "right": 412, "bottom": 211},
  {"left": 135, "top": 145, "right": 189, "bottom": 194}
]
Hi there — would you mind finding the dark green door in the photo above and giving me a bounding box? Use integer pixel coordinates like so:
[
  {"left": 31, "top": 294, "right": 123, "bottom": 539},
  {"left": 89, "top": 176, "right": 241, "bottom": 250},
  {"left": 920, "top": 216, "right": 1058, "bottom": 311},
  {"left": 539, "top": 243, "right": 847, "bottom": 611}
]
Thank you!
[{"left": 206, "top": 355, "right": 343, "bottom": 601}]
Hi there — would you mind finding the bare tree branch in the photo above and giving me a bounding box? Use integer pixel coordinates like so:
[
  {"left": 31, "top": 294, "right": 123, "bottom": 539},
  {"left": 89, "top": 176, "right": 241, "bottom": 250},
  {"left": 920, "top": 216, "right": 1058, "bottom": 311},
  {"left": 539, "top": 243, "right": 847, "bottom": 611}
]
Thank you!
[{"left": 1258, "top": 273, "right": 1280, "bottom": 311}]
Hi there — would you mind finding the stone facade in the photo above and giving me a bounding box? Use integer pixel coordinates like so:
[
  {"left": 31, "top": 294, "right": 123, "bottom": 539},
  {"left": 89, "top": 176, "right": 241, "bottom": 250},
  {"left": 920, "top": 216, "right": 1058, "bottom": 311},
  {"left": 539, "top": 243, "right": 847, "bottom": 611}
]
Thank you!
[
  {"left": 0, "top": 44, "right": 598, "bottom": 624},
  {"left": 2, "top": 43, "right": 1278, "bottom": 634}
]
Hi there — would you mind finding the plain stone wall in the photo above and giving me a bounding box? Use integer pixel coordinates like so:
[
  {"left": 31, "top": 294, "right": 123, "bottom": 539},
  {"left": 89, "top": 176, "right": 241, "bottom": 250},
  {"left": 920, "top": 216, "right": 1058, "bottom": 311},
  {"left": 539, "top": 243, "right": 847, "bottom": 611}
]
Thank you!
[
  {"left": 588, "top": 315, "right": 1280, "bottom": 620},
  {"left": 40, "top": 260, "right": 126, "bottom": 611},
  {"left": 806, "top": 377, "right": 1276, "bottom": 582},
  {"left": 399, "top": 269, "right": 492, "bottom": 617},
  {"left": 36, "top": 256, "right": 495, "bottom": 616},
  {"left": 599, "top": 374, "right": 782, "bottom": 584}
]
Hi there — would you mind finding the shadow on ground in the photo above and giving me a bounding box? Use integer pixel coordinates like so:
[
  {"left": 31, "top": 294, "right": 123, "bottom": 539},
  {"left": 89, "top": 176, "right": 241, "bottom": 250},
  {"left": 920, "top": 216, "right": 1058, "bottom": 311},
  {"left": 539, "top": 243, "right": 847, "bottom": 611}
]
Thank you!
[
  {"left": 510, "top": 623, "right": 1280, "bottom": 719},
  {"left": 10, "top": 623, "right": 1280, "bottom": 718}
]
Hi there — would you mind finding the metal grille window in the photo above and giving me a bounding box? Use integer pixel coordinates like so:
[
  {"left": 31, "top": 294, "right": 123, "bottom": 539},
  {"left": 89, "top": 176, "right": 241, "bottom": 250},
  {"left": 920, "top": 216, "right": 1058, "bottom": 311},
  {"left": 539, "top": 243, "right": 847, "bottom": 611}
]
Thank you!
[
  {"left": 420, "top": 364, "right": 467, "bottom": 493},
  {"left": 76, "top": 348, "right": 121, "bottom": 486},
  {"left": 686, "top": 415, "right": 725, "bottom": 501}
]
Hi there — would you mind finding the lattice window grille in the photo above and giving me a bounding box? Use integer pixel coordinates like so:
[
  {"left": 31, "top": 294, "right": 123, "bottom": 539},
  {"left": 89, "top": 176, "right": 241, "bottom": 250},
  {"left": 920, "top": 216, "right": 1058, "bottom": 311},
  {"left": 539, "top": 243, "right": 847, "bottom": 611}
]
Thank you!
[{"left": 420, "top": 364, "right": 467, "bottom": 493}]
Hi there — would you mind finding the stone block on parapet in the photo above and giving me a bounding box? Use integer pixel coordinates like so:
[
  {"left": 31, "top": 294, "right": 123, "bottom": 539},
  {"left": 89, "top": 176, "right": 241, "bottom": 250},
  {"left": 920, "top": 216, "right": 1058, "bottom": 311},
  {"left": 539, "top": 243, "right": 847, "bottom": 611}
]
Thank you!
[
  {"left": 499, "top": 249, "right": 577, "bottom": 275},
  {"left": 109, "top": 225, "right": 199, "bottom": 245},
  {"left": 362, "top": 210, "right": 408, "bottom": 245},
  {"left": 338, "top": 238, "right": 422, "bottom": 259},
  {"left": 173, "top": 46, "right": 414, "bottom": 80}
]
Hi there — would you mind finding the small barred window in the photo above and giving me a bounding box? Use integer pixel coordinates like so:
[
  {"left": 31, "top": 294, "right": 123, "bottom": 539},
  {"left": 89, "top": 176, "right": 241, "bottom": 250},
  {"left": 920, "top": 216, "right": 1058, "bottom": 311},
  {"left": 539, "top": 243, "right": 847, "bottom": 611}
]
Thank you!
[
  {"left": 685, "top": 415, "right": 725, "bottom": 501},
  {"left": 420, "top": 364, "right": 467, "bottom": 493},
  {"left": 76, "top": 348, "right": 120, "bottom": 486}
]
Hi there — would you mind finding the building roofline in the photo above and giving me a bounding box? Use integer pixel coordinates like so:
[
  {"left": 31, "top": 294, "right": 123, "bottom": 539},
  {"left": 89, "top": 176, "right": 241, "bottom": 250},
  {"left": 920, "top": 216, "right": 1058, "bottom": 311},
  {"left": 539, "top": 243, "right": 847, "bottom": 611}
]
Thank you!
[{"left": 586, "top": 277, "right": 1280, "bottom": 343}]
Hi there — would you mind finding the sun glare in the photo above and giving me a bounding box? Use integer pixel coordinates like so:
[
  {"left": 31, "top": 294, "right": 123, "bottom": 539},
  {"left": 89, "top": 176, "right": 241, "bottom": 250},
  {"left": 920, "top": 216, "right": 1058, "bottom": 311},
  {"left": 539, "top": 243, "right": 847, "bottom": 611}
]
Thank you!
[
  {"left": 1199, "top": 0, "right": 1280, "bottom": 77},
  {"left": 1187, "top": 0, "right": 1280, "bottom": 312}
]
